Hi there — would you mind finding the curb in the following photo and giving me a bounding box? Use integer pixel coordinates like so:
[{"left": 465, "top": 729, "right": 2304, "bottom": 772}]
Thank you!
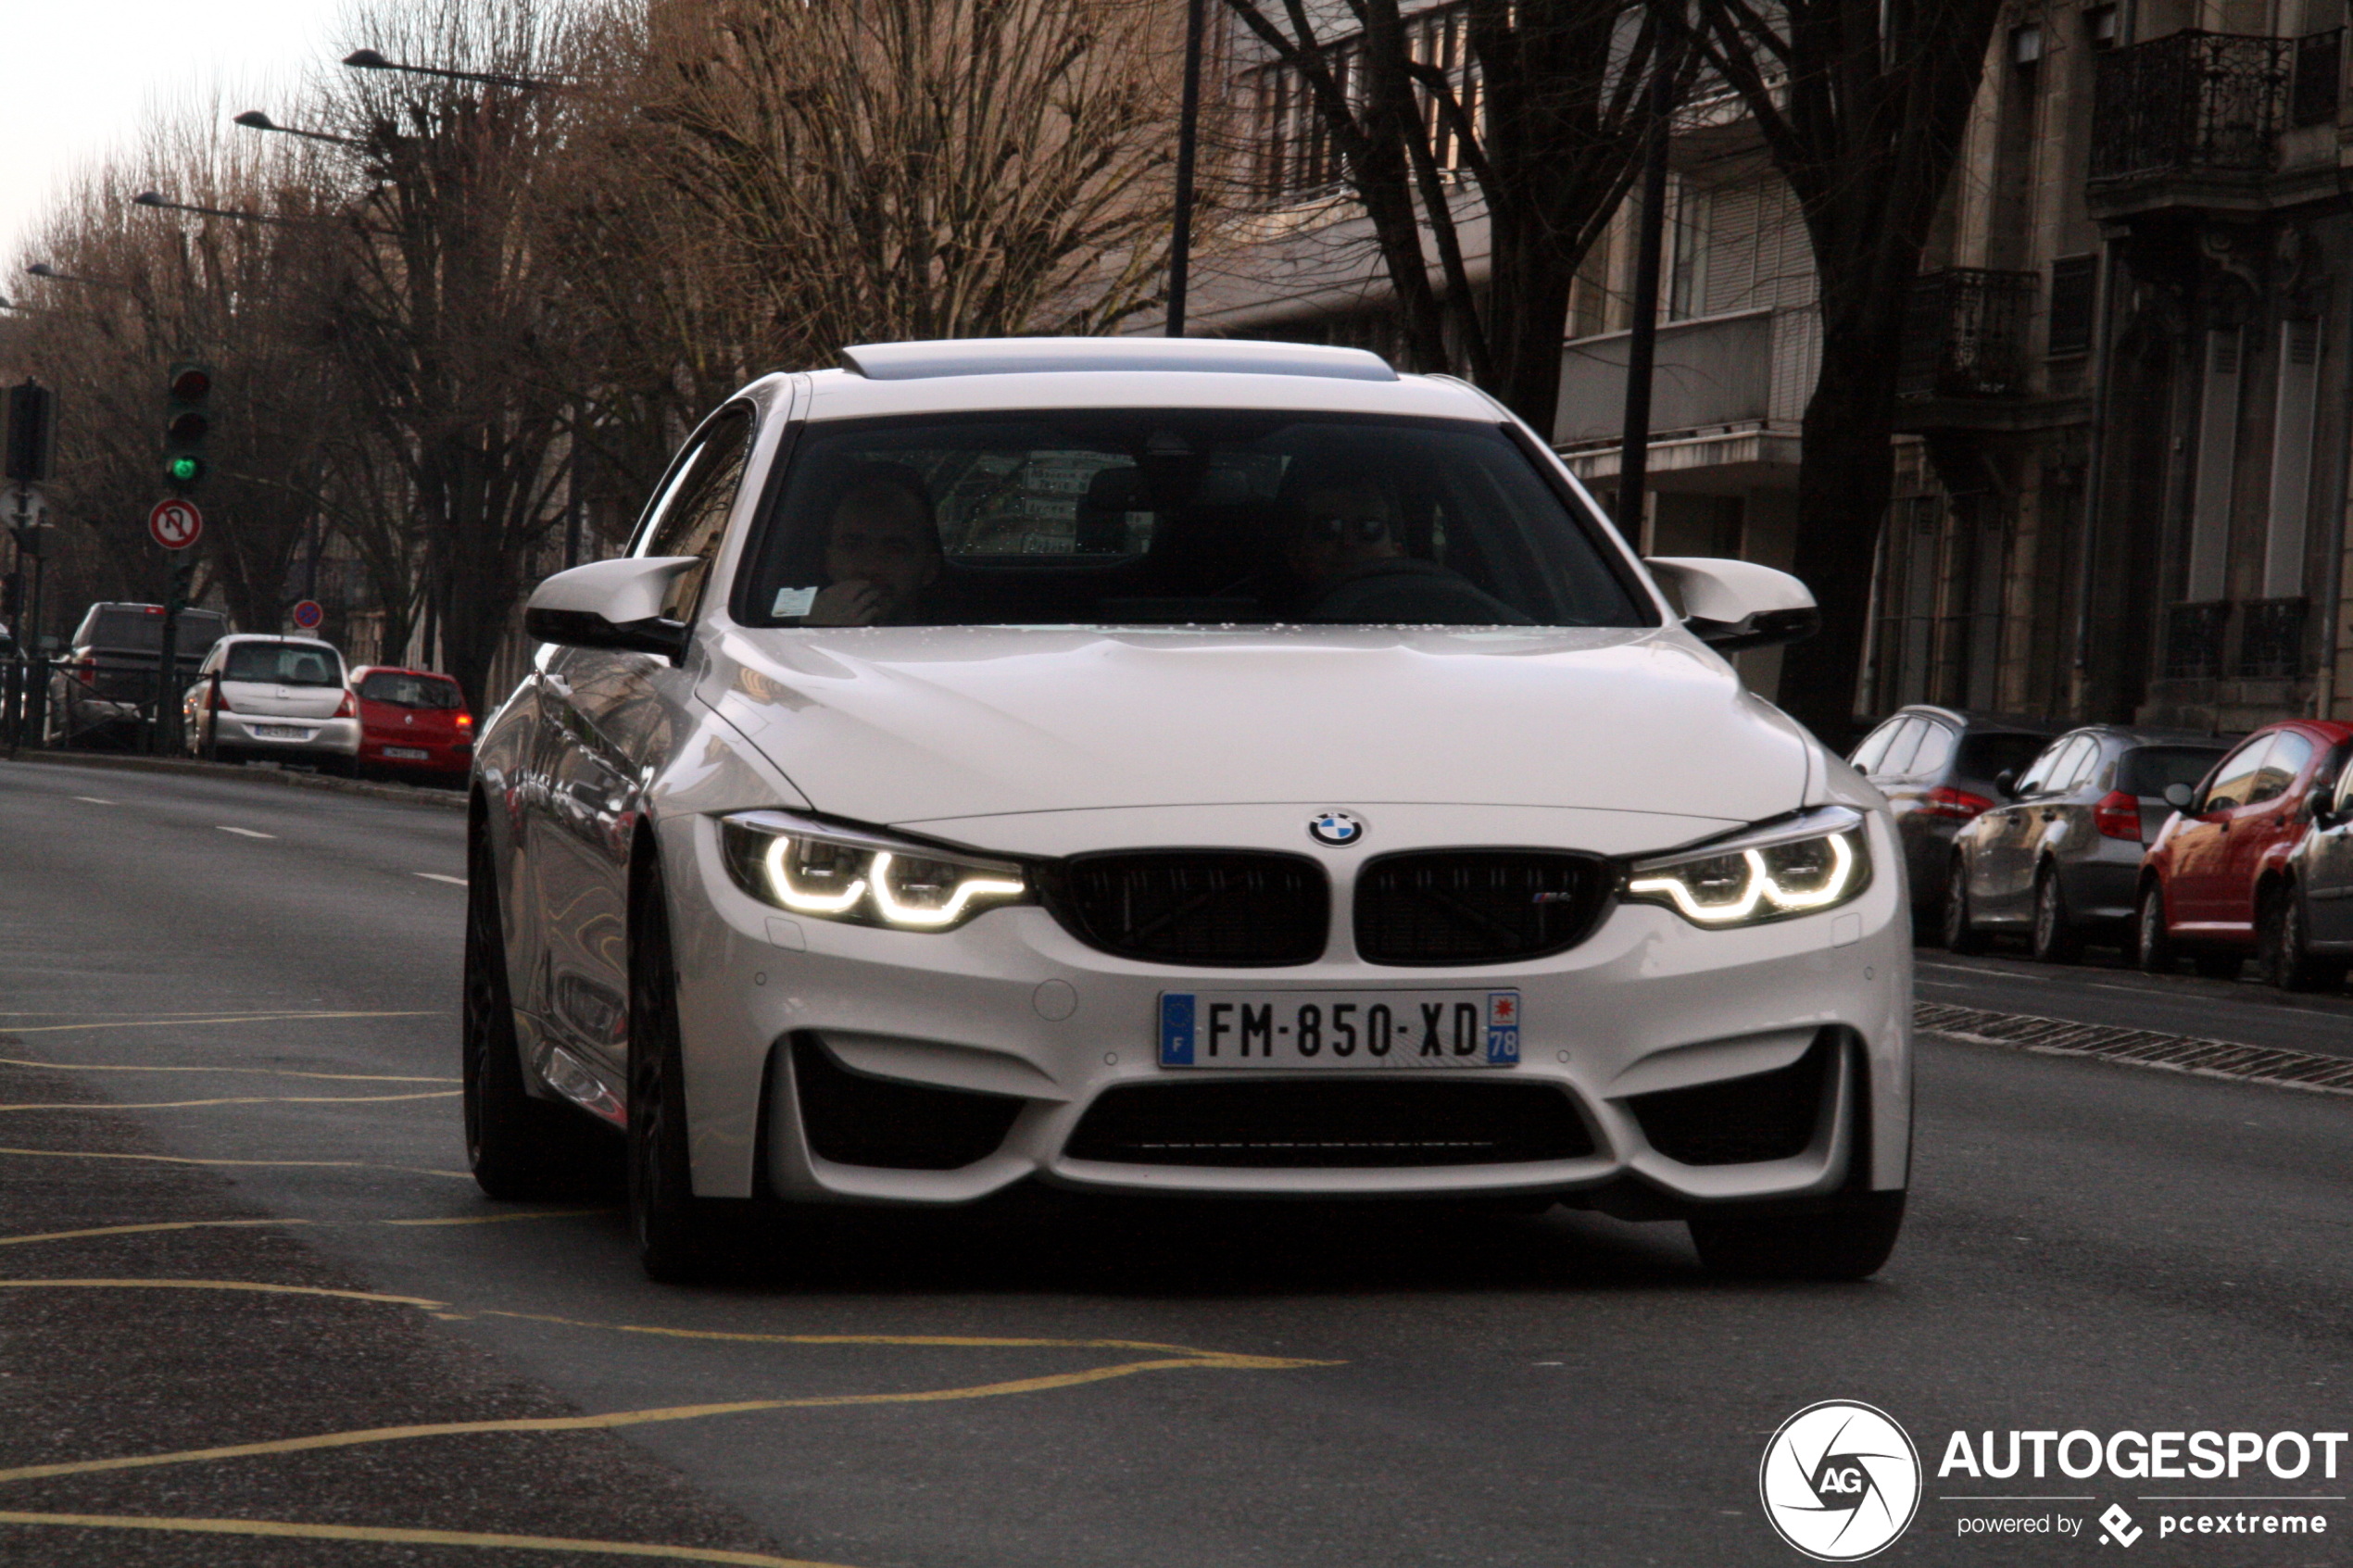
[{"left": 2, "top": 747, "right": 469, "bottom": 813}]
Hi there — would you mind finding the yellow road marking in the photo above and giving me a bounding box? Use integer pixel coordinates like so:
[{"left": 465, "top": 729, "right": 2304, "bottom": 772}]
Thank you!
[
  {"left": 475, "top": 1308, "right": 1321, "bottom": 1362},
  {"left": 0, "top": 1010, "right": 437, "bottom": 1034},
  {"left": 0, "top": 1278, "right": 447, "bottom": 1311},
  {"left": 0, "top": 1357, "right": 1299, "bottom": 1486},
  {"left": 0, "top": 1147, "right": 471, "bottom": 1177},
  {"left": 0, "top": 1511, "right": 860, "bottom": 1567},
  {"left": 0, "top": 1210, "right": 596, "bottom": 1248},
  {"left": 0, "top": 1057, "right": 455, "bottom": 1083},
  {"left": 0, "top": 1090, "right": 459, "bottom": 1110}
]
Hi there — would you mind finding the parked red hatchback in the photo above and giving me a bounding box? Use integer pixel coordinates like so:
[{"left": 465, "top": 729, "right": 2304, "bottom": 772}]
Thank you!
[
  {"left": 2138, "top": 719, "right": 2353, "bottom": 977},
  {"left": 349, "top": 665, "right": 472, "bottom": 784}
]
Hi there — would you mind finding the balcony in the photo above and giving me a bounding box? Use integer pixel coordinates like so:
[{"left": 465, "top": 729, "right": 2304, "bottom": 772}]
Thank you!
[
  {"left": 2088, "top": 30, "right": 2341, "bottom": 214},
  {"left": 1898, "top": 269, "right": 2037, "bottom": 402},
  {"left": 1553, "top": 306, "right": 1819, "bottom": 488}
]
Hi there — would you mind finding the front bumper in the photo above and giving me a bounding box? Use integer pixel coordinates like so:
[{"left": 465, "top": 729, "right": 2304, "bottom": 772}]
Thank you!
[
  {"left": 215, "top": 712, "right": 360, "bottom": 759},
  {"left": 648, "top": 807, "right": 1913, "bottom": 1210}
]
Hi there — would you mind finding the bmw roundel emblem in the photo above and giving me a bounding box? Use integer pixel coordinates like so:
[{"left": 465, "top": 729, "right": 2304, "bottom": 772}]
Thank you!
[{"left": 1309, "top": 810, "right": 1365, "bottom": 847}]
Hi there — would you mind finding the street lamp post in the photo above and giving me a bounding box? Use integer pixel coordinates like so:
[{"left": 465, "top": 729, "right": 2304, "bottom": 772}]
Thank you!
[
  {"left": 132, "top": 191, "right": 305, "bottom": 228},
  {"left": 232, "top": 110, "right": 363, "bottom": 149},
  {"left": 342, "top": 47, "right": 560, "bottom": 93},
  {"left": 1165, "top": 0, "right": 1208, "bottom": 338}
]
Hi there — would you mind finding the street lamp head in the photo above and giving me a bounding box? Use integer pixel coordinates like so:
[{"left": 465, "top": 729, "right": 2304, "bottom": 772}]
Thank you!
[
  {"left": 343, "top": 48, "right": 391, "bottom": 70},
  {"left": 233, "top": 110, "right": 275, "bottom": 131},
  {"left": 25, "top": 264, "right": 59, "bottom": 279},
  {"left": 132, "top": 192, "right": 166, "bottom": 207}
]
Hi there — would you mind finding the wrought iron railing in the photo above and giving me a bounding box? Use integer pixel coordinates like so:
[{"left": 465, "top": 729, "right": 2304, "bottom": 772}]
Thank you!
[
  {"left": 1897, "top": 269, "right": 2037, "bottom": 400},
  {"left": 2161, "top": 600, "right": 2233, "bottom": 681},
  {"left": 2090, "top": 30, "right": 2293, "bottom": 183},
  {"left": 2239, "top": 596, "right": 2309, "bottom": 678}
]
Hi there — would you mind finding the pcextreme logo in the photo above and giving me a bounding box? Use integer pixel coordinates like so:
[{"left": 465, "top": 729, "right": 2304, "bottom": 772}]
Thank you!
[{"left": 1759, "top": 1400, "right": 1923, "bottom": 1561}]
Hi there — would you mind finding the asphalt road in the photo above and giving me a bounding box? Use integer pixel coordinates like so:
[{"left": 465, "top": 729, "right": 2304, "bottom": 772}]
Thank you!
[{"left": 3, "top": 756, "right": 2350, "bottom": 1566}]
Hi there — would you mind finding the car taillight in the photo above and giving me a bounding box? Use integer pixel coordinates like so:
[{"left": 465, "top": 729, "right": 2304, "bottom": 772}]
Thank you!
[
  {"left": 456, "top": 711, "right": 472, "bottom": 729},
  {"left": 72, "top": 657, "right": 94, "bottom": 686},
  {"left": 1919, "top": 785, "right": 1994, "bottom": 822},
  {"left": 334, "top": 691, "right": 357, "bottom": 719},
  {"left": 208, "top": 681, "right": 226, "bottom": 712},
  {"left": 2094, "top": 790, "right": 2144, "bottom": 841}
]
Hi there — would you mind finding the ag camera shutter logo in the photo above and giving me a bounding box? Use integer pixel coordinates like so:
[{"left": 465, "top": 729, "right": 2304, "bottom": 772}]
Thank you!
[{"left": 1759, "top": 1400, "right": 1921, "bottom": 1561}]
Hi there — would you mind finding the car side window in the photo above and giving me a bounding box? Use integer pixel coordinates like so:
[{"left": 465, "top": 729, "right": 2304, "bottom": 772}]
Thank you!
[
  {"left": 2334, "top": 751, "right": 2353, "bottom": 816},
  {"left": 2012, "top": 737, "right": 2065, "bottom": 797},
  {"left": 639, "top": 406, "right": 756, "bottom": 622},
  {"left": 2200, "top": 736, "right": 2272, "bottom": 813},
  {"left": 1875, "top": 719, "right": 1927, "bottom": 778},
  {"left": 2249, "top": 732, "right": 2313, "bottom": 805},
  {"left": 2050, "top": 736, "right": 2099, "bottom": 795},
  {"left": 1849, "top": 719, "right": 1905, "bottom": 774},
  {"left": 1910, "top": 722, "right": 1957, "bottom": 778}
]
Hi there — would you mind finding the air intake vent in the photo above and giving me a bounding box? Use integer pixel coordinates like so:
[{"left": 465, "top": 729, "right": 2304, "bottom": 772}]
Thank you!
[
  {"left": 1045, "top": 851, "right": 1328, "bottom": 967},
  {"left": 1353, "top": 850, "right": 1613, "bottom": 966},
  {"left": 1064, "top": 1079, "right": 1594, "bottom": 1167},
  {"left": 1625, "top": 1031, "right": 1837, "bottom": 1166},
  {"left": 791, "top": 1036, "right": 1023, "bottom": 1171}
]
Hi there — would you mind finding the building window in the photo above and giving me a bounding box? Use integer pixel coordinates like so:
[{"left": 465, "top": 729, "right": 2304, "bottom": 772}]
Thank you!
[{"left": 2047, "top": 255, "right": 2097, "bottom": 358}]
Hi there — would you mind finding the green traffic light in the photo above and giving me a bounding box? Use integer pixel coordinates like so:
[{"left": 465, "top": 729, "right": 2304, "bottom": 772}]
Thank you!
[{"left": 168, "top": 455, "right": 203, "bottom": 483}]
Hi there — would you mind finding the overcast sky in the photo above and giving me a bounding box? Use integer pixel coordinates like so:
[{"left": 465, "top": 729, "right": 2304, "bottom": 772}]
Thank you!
[{"left": 2, "top": 0, "right": 351, "bottom": 265}]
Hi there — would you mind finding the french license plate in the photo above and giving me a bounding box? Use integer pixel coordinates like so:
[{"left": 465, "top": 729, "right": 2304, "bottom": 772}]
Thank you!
[
  {"left": 384, "top": 746, "right": 430, "bottom": 759},
  {"left": 1159, "top": 989, "right": 1520, "bottom": 1069},
  {"left": 252, "top": 724, "right": 310, "bottom": 740}
]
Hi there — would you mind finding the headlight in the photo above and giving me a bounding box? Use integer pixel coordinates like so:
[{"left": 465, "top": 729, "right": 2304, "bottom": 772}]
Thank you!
[
  {"left": 1623, "top": 807, "right": 1871, "bottom": 927},
  {"left": 719, "top": 810, "right": 1030, "bottom": 932}
]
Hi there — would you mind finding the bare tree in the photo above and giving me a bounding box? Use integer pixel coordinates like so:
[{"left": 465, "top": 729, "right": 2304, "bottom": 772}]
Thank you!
[
  {"left": 1680, "top": 0, "right": 2007, "bottom": 740},
  {"left": 1220, "top": 0, "right": 1679, "bottom": 429}
]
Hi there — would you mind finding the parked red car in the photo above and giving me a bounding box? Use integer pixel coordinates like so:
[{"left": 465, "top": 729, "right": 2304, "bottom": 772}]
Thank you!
[
  {"left": 2137, "top": 719, "right": 2353, "bottom": 977},
  {"left": 349, "top": 665, "right": 473, "bottom": 784}
]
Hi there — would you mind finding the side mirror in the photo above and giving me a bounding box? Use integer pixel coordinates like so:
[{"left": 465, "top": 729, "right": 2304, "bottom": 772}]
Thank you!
[
  {"left": 1643, "top": 557, "right": 1820, "bottom": 651},
  {"left": 523, "top": 557, "right": 699, "bottom": 659},
  {"left": 1995, "top": 769, "right": 2020, "bottom": 798},
  {"left": 2163, "top": 782, "right": 2195, "bottom": 809}
]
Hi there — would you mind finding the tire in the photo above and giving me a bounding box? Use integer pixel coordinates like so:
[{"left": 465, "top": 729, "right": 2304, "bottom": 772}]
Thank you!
[
  {"left": 1940, "top": 859, "right": 1988, "bottom": 954},
  {"left": 2030, "top": 867, "right": 2082, "bottom": 964},
  {"left": 2259, "top": 886, "right": 2342, "bottom": 992},
  {"left": 462, "top": 814, "right": 613, "bottom": 1200},
  {"left": 2134, "top": 882, "right": 2176, "bottom": 973},
  {"left": 1688, "top": 1191, "right": 1906, "bottom": 1282},
  {"left": 627, "top": 850, "right": 731, "bottom": 1283}
]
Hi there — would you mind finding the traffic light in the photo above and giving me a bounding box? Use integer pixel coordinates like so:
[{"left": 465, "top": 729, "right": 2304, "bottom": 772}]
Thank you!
[
  {"left": 163, "top": 362, "right": 212, "bottom": 490},
  {"left": 5, "top": 380, "right": 54, "bottom": 483}
]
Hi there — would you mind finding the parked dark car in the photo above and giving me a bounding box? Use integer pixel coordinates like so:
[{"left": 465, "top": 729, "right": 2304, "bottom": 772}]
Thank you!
[
  {"left": 1941, "top": 726, "right": 2231, "bottom": 960},
  {"left": 47, "top": 602, "right": 229, "bottom": 747},
  {"left": 1848, "top": 705, "right": 2061, "bottom": 924},
  {"left": 2251, "top": 737, "right": 2353, "bottom": 991},
  {"left": 2138, "top": 720, "right": 2353, "bottom": 980}
]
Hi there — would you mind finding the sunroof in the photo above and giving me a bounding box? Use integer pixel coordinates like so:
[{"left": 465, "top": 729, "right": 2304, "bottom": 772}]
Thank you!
[{"left": 837, "top": 337, "right": 1399, "bottom": 383}]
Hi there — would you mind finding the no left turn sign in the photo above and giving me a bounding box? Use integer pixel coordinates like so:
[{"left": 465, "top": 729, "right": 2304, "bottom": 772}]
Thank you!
[{"left": 148, "top": 497, "right": 203, "bottom": 551}]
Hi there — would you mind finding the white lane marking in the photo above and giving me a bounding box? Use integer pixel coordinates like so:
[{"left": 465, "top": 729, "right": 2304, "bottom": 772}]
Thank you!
[
  {"left": 71, "top": 797, "right": 116, "bottom": 806},
  {"left": 413, "top": 873, "right": 466, "bottom": 886},
  {"left": 215, "top": 826, "right": 276, "bottom": 839}
]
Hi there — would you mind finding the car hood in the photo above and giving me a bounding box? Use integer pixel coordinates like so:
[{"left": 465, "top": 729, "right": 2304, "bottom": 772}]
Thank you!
[{"left": 698, "top": 625, "right": 1813, "bottom": 830}]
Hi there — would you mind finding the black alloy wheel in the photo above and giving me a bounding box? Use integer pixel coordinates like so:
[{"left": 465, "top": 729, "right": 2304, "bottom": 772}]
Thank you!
[
  {"left": 2134, "top": 883, "right": 2175, "bottom": 974},
  {"left": 627, "top": 852, "right": 730, "bottom": 1283},
  {"left": 2030, "top": 867, "right": 2082, "bottom": 964},
  {"left": 1940, "top": 858, "right": 1988, "bottom": 954},
  {"left": 462, "top": 815, "right": 612, "bottom": 1199},
  {"left": 1687, "top": 1191, "right": 1906, "bottom": 1282}
]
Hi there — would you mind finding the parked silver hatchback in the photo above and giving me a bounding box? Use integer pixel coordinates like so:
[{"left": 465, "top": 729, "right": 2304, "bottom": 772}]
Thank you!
[
  {"left": 1942, "top": 726, "right": 2230, "bottom": 960},
  {"left": 183, "top": 634, "right": 360, "bottom": 769}
]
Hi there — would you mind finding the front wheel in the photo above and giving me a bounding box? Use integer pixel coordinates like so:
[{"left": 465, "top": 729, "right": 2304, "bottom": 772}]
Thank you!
[
  {"left": 1940, "top": 859, "right": 1988, "bottom": 954},
  {"left": 2134, "top": 883, "right": 2176, "bottom": 973},
  {"left": 1688, "top": 1191, "right": 1906, "bottom": 1282},
  {"left": 627, "top": 851, "right": 733, "bottom": 1283},
  {"left": 463, "top": 822, "right": 613, "bottom": 1199},
  {"left": 2260, "top": 886, "right": 2344, "bottom": 992},
  {"left": 2030, "top": 868, "right": 2082, "bottom": 964}
]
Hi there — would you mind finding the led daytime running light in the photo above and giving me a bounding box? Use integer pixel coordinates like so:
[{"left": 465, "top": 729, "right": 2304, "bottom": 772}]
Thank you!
[
  {"left": 1627, "top": 832, "right": 1855, "bottom": 923},
  {"left": 868, "top": 851, "right": 1026, "bottom": 928},
  {"left": 761, "top": 835, "right": 866, "bottom": 914}
]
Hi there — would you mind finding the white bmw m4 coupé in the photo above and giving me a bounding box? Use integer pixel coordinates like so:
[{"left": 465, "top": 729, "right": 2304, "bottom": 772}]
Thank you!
[{"left": 468, "top": 337, "right": 1911, "bottom": 1281}]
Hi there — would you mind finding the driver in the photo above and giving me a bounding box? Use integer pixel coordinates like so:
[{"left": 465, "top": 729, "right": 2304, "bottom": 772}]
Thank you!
[
  {"left": 1279, "top": 475, "right": 1406, "bottom": 594},
  {"left": 805, "top": 466, "right": 943, "bottom": 627}
]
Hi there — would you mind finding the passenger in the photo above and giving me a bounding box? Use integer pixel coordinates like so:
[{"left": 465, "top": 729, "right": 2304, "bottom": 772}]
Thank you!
[{"left": 805, "top": 466, "right": 943, "bottom": 627}]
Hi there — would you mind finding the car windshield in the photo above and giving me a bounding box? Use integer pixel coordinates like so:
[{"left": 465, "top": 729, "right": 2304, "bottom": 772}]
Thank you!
[
  {"left": 1954, "top": 732, "right": 2050, "bottom": 783},
  {"left": 734, "top": 411, "right": 1648, "bottom": 629},
  {"left": 359, "top": 671, "right": 462, "bottom": 709},
  {"left": 223, "top": 642, "right": 342, "bottom": 686},
  {"left": 2118, "top": 745, "right": 2229, "bottom": 797},
  {"left": 88, "top": 608, "right": 228, "bottom": 653}
]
